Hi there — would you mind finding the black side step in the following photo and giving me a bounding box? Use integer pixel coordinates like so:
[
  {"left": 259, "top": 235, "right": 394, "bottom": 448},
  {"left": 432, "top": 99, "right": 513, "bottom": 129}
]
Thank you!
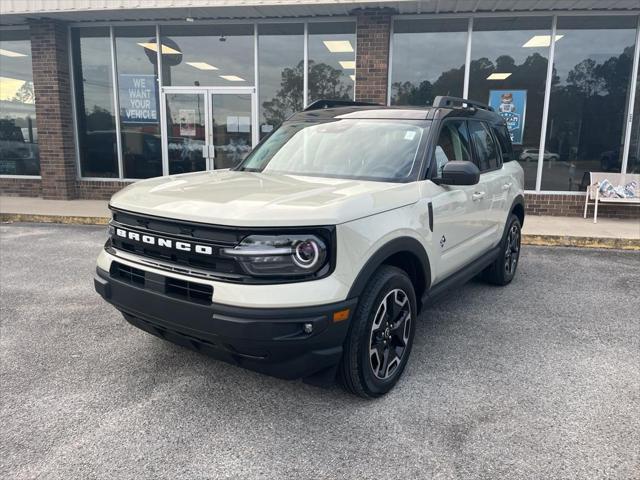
[{"left": 421, "top": 245, "right": 500, "bottom": 308}]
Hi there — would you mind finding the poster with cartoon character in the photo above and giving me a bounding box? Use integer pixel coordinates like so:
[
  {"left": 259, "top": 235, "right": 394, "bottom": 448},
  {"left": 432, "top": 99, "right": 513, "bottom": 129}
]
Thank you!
[{"left": 488, "top": 90, "right": 527, "bottom": 145}]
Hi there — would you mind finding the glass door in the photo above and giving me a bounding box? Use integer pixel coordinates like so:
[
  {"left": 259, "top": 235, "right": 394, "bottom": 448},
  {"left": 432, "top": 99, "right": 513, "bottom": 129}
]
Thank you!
[
  {"left": 161, "top": 87, "right": 257, "bottom": 174},
  {"left": 164, "top": 91, "right": 208, "bottom": 175},
  {"left": 209, "top": 92, "right": 253, "bottom": 169}
]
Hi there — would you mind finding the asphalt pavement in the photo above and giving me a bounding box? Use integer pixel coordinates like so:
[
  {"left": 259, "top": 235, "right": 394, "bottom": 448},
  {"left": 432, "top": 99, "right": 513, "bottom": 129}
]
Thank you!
[{"left": 1, "top": 223, "right": 638, "bottom": 480}]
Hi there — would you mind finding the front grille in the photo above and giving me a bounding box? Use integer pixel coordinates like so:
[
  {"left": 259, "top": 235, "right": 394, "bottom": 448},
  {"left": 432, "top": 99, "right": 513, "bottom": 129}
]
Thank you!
[
  {"left": 110, "top": 261, "right": 213, "bottom": 305},
  {"left": 109, "top": 209, "right": 247, "bottom": 279},
  {"left": 107, "top": 207, "right": 336, "bottom": 284}
]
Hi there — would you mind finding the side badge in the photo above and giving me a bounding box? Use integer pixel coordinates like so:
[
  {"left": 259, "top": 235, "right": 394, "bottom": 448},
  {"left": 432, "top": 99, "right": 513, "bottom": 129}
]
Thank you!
[{"left": 440, "top": 235, "right": 446, "bottom": 248}]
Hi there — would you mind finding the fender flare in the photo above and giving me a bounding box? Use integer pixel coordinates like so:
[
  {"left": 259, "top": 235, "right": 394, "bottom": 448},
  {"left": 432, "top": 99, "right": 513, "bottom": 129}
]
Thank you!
[
  {"left": 347, "top": 236, "right": 431, "bottom": 299},
  {"left": 509, "top": 194, "right": 525, "bottom": 225}
]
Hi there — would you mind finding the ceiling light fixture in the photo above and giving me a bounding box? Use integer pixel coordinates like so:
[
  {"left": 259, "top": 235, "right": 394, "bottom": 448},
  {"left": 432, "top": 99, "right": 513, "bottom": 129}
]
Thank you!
[
  {"left": 137, "top": 42, "right": 181, "bottom": 55},
  {"left": 487, "top": 72, "right": 512, "bottom": 80},
  {"left": 522, "top": 34, "right": 564, "bottom": 48},
  {"left": 323, "top": 40, "right": 354, "bottom": 53},
  {"left": 0, "top": 76, "right": 29, "bottom": 101},
  {"left": 0, "top": 48, "right": 27, "bottom": 58},
  {"left": 339, "top": 61, "right": 356, "bottom": 69},
  {"left": 186, "top": 62, "right": 218, "bottom": 70},
  {"left": 219, "top": 75, "right": 245, "bottom": 82}
]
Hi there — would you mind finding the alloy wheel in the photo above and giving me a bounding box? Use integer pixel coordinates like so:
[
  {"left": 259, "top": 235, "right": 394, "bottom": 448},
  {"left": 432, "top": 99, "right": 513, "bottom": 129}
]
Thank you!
[
  {"left": 504, "top": 223, "right": 521, "bottom": 275},
  {"left": 369, "top": 289, "right": 412, "bottom": 380}
]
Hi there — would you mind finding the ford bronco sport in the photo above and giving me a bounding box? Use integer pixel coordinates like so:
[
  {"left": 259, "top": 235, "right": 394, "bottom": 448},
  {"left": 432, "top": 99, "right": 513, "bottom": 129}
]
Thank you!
[{"left": 94, "top": 96, "right": 525, "bottom": 398}]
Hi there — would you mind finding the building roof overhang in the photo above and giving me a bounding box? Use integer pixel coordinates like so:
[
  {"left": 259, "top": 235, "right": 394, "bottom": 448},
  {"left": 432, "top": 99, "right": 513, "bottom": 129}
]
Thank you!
[{"left": 1, "top": 0, "right": 639, "bottom": 27}]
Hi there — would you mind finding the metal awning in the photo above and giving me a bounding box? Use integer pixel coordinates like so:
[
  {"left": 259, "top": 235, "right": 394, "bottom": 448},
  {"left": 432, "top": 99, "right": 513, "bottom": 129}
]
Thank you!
[{"left": 1, "top": 0, "right": 638, "bottom": 26}]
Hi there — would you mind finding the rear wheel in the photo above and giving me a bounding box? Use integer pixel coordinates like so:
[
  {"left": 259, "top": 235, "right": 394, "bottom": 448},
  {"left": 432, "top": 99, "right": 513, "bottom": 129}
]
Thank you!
[
  {"left": 339, "top": 266, "right": 416, "bottom": 398},
  {"left": 483, "top": 214, "right": 521, "bottom": 286}
]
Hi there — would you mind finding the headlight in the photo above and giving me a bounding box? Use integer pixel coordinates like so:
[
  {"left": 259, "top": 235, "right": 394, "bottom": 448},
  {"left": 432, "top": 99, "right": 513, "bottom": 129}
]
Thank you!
[{"left": 222, "top": 234, "right": 328, "bottom": 278}]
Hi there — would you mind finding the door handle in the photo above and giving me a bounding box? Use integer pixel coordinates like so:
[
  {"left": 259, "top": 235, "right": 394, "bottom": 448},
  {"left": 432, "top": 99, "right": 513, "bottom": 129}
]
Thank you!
[
  {"left": 472, "top": 191, "right": 486, "bottom": 201},
  {"left": 202, "top": 145, "right": 209, "bottom": 158},
  {"left": 502, "top": 183, "right": 512, "bottom": 191}
]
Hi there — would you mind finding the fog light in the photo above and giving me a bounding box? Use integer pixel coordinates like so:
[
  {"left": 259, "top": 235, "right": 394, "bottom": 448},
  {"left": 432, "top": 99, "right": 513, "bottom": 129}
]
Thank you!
[{"left": 303, "top": 323, "right": 313, "bottom": 334}]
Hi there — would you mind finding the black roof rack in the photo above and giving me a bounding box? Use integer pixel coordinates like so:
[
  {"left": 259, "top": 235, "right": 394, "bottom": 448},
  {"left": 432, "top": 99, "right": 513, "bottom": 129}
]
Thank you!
[
  {"left": 303, "top": 99, "right": 381, "bottom": 111},
  {"left": 432, "top": 96, "right": 494, "bottom": 112}
]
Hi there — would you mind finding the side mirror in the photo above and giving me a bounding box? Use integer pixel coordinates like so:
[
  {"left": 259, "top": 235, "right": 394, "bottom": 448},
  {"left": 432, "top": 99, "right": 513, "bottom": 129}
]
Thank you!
[{"left": 432, "top": 161, "right": 480, "bottom": 186}]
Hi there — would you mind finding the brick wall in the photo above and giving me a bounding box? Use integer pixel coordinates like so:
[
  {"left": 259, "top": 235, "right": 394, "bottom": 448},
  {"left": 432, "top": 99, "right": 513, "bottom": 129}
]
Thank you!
[
  {"left": 29, "top": 20, "right": 78, "bottom": 200},
  {"left": 354, "top": 8, "right": 393, "bottom": 105},
  {"left": 525, "top": 193, "right": 639, "bottom": 219},
  {"left": 0, "top": 178, "right": 42, "bottom": 197}
]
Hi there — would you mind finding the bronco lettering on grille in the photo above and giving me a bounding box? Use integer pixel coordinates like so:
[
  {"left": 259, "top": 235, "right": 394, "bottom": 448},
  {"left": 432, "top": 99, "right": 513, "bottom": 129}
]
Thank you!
[{"left": 115, "top": 227, "right": 214, "bottom": 255}]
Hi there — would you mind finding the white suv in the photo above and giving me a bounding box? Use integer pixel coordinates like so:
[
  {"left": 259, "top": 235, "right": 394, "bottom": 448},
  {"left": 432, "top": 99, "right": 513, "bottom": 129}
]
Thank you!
[{"left": 94, "top": 97, "right": 525, "bottom": 398}]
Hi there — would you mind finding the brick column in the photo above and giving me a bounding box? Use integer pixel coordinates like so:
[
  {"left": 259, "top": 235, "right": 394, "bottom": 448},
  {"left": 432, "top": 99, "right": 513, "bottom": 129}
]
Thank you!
[
  {"left": 353, "top": 8, "right": 394, "bottom": 105},
  {"left": 29, "top": 20, "right": 78, "bottom": 199}
]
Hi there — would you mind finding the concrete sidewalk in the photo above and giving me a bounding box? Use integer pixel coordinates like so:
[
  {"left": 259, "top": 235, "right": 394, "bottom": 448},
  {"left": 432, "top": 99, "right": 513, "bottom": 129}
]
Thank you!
[
  {"left": 0, "top": 196, "right": 110, "bottom": 225},
  {"left": 1, "top": 195, "right": 638, "bottom": 249}
]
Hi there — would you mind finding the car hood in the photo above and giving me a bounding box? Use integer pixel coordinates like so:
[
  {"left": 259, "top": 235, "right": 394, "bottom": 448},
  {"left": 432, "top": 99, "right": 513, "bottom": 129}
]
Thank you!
[{"left": 110, "top": 170, "right": 420, "bottom": 226}]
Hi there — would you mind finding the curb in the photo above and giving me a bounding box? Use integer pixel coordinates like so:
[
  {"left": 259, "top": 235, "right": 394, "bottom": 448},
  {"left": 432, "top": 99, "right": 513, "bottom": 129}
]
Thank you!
[
  {"left": 521, "top": 234, "right": 640, "bottom": 251},
  {"left": 2, "top": 213, "right": 638, "bottom": 250}
]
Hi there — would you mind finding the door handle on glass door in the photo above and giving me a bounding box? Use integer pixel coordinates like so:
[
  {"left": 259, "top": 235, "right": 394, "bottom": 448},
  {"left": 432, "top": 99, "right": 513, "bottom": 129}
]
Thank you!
[{"left": 472, "top": 192, "right": 486, "bottom": 201}]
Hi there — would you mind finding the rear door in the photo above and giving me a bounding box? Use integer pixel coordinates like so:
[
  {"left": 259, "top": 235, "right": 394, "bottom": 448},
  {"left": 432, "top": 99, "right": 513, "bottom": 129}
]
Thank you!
[{"left": 467, "top": 120, "right": 505, "bottom": 249}]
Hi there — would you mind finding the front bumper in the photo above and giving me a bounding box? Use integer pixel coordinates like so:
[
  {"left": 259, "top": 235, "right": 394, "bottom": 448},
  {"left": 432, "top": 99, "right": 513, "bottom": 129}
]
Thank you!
[{"left": 94, "top": 267, "right": 357, "bottom": 381}]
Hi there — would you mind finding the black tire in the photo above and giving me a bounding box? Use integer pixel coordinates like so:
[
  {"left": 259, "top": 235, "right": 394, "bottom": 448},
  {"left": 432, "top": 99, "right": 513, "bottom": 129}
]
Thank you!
[
  {"left": 483, "top": 214, "right": 522, "bottom": 286},
  {"left": 339, "top": 265, "right": 417, "bottom": 398}
]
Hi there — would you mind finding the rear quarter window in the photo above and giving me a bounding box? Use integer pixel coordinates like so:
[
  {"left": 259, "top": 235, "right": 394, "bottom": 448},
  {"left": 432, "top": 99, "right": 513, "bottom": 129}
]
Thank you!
[{"left": 492, "top": 124, "right": 514, "bottom": 162}]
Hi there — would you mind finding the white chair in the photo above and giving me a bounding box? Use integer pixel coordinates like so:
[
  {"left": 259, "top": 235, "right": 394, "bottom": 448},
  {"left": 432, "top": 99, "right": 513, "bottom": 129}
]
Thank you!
[{"left": 583, "top": 172, "right": 640, "bottom": 223}]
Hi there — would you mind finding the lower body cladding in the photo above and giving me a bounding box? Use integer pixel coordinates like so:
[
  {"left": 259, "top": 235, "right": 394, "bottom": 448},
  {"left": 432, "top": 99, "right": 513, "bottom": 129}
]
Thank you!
[{"left": 94, "top": 265, "right": 357, "bottom": 384}]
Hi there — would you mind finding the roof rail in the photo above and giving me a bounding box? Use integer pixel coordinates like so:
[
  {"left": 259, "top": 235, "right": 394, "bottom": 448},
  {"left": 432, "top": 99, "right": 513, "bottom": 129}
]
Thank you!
[
  {"left": 303, "top": 99, "right": 381, "bottom": 111},
  {"left": 432, "top": 96, "right": 494, "bottom": 112}
]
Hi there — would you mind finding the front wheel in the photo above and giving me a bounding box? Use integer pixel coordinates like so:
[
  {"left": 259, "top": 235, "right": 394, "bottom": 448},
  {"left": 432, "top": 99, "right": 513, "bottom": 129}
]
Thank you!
[
  {"left": 483, "top": 214, "right": 522, "bottom": 286},
  {"left": 339, "top": 266, "right": 417, "bottom": 398}
]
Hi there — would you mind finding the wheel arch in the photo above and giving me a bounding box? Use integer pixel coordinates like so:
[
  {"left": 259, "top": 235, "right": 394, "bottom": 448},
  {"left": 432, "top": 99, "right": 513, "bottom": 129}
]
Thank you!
[
  {"left": 510, "top": 194, "right": 525, "bottom": 227},
  {"left": 347, "top": 237, "right": 431, "bottom": 312}
]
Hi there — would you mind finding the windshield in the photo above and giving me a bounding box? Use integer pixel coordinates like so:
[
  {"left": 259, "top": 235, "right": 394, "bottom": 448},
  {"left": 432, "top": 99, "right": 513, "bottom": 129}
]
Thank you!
[{"left": 237, "top": 118, "right": 429, "bottom": 182}]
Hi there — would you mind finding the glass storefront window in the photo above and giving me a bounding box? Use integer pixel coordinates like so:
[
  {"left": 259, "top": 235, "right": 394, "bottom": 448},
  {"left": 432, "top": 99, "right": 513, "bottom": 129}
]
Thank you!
[
  {"left": 469, "top": 17, "right": 552, "bottom": 190},
  {"left": 390, "top": 19, "right": 468, "bottom": 106},
  {"left": 115, "top": 27, "right": 162, "bottom": 179},
  {"left": 72, "top": 28, "right": 118, "bottom": 178},
  {"left": 258, "top": 23, "right": 304, "bottom": 139},
  {"left": 160, "top": 25, "right": 254, "bottom": 87},
  {"left": 542, "top": 16, "right": 637, "bottom": 191},
  {"left": 308, "top": 22, "right": 356, "bottom": 104},
  {"left": 0, "top": 30, "right": 39, "bottom": 176}
]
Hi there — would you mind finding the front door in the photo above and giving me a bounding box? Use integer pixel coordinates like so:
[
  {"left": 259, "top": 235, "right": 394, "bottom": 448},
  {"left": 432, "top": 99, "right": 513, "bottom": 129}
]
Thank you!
[
  {"left": 161, "top": 87, "right": 256, "bottom": 175},
  {"left": 429, "top": 119, "right": 488, "bottom": 280}
]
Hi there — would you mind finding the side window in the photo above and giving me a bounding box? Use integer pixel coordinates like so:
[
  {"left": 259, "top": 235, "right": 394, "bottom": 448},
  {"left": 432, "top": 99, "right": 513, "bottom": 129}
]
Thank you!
[
  {"left": 468, "top": 121, "right": 500, "bottom": 171},
  {"left": 492, "top": 124, "right": 513, "bottom": 162},
  {"left": 432, "top": 120, "right": 471, "bottom": 178}
]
